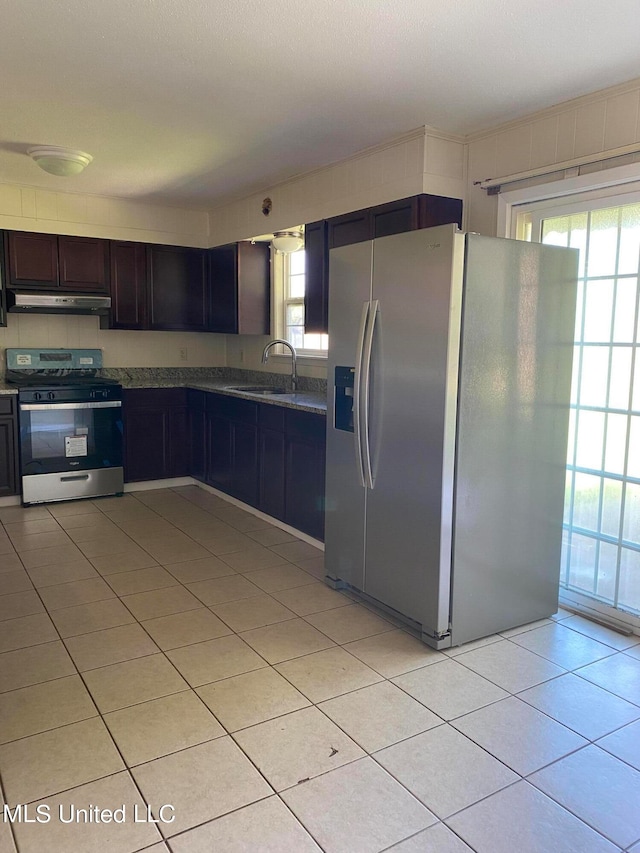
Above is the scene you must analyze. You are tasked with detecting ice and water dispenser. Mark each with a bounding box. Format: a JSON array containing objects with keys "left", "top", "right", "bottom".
[{"left": 334, "top": 366, "right": 355, "bottom": 432}]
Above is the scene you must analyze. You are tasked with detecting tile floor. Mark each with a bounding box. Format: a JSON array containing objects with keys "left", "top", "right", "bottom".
[{"left": 0, "top": 485, "right": 639, "bottom": 852}]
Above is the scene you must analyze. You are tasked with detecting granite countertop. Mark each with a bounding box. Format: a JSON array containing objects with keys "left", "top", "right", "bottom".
[
  {"left": 185, "top": 382, "right": 326, "bottom": 413},
  {"left": 103, "top": 368, "right": 328, "bottom": 414},
  {"left": 0, "top": 368, "right": 328, "bottom": 413}
]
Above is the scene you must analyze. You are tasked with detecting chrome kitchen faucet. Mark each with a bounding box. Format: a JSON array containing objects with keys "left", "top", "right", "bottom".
[{"left": 262, "top": 339, "right": 298, "bottom": 393}]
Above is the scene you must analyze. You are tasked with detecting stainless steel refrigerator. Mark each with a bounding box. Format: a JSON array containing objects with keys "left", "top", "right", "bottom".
[{"left": 324, "top": 224, "right": 578, "bottom": 649}]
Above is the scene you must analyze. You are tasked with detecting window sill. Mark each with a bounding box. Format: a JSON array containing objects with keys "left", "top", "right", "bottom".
[{"left": 267, "top": 352, "right": 327, "bottom": 365}]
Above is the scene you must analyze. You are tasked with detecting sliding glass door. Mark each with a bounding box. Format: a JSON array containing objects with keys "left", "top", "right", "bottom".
[{"left": 523, "top": 196, "right": 640, "bottom": 621}]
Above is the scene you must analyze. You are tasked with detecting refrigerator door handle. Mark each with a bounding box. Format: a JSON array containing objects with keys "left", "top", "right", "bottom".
[
  {"left": 361, "top": 299, "right": 379, "bottom": 489},
  {"left": 353, "top": 301, "right": 370, "bottom": 488}
]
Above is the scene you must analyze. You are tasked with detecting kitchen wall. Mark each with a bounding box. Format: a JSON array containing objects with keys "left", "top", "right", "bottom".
[
  {"left": 0, "top": 183, "right": 209, "bottom": 247},
  {"left": 466, "top": 76, "right": 640, "bottom": 235}
]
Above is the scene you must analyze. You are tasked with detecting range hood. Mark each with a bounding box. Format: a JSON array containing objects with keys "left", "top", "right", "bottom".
[{"left": 7, "top": 292, "right": 111, "bottom": 316}]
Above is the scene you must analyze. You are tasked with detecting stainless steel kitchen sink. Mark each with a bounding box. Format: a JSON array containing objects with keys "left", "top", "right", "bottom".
[{"left": 226, "top": 385, "right": 289, "bottom": 395}]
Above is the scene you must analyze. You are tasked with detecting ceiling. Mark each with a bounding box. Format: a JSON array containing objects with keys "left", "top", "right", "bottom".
[{"left": 2, "top": 0, "right": 639, "bottom": 209}]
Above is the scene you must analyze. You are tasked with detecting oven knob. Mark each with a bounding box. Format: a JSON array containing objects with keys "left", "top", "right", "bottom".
[
  {"left": 33, "top": 392, "right": 42, "bottom": 401},
  {"left": 47, "top": 392, "right": 55, "bottom": 401}
]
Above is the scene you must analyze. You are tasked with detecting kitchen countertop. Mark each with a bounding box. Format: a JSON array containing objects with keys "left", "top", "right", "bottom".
[
  {"left": 124, "top": 380, "right": 327, "bottom": 414},
  {"left": 188, "top": 383, "right": 326, "bottom": 413},
  {"left": 0, "top": 370, "right": 327, "bottom": 413}
]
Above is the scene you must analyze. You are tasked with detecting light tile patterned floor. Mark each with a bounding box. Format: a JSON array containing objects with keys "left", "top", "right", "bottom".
[{"left": 0, "top": 485, "right": 639, "bottom": 852}]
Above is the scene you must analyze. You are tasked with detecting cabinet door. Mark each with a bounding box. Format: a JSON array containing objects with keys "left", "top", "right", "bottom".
[
  {"left": 0, "top": 235, "right": 6, "bottom": 327},
  {"left": 231, "top": 421, "right": 259, "bottom": 507},
  {"left": 124, "top": 408, "right": 170, "bottom": 482},
  {"left": 209, "top": 242, "right": 270, "bottom": 335},
  {"left": 304, "top": 220, "right": 329, "bottom": 334},
  {"left": 419, "top": 194, "right": 463, "bottom": 230},
  {"left": 6, "top": 232, "right": 58, "bottom": 288},
  {"left": 236, "top": 241, "right": 270, "bottom": 335},
  {"left": 206, "top": 413, "right": 232, "bottom": 492},
  {"left": 169, "top": 407, "right": 189, "bottom": 478},
  {"left": 371, "top": 196, "right": 420, "bottom": 238},
  {"left": 148, "top": 245, "right": 208, "bottom": 332},
  {"left": 327, "top": 209, "right": 371, "bottom": 249},
  {"left": 123, "top": 388, "right": 186, "bottom": 482},
  {"left": 285, "top": 411, "right": 326, "bottom": 540},
  {"left": 259, "top": 428, "right": 286, "bottom": 521},
  {"left": 188, "top": 391, "right": 206, "bottom": 481},
  {"left": 208, "top": 244, "right": 238, "bottom": 334},
  {"left": 110, "top": 242, "right": 147, "bottom": 329},
  {"left": 58, "top": 236, "right": 109, "bottom": 292},
  {"left": 0, "top": 401, "right": 18, "bottom": 497}
]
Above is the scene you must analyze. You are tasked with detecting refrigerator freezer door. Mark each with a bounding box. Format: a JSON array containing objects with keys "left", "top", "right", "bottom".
[
  {"left": 449, "top": 235, "right": 578, "bottom": 646},
  {"left": 364, "top": 225, "right": 464, "bottom": 638},
  {"left": 324, "top": 241, "right": 373, "bottom": 590}
]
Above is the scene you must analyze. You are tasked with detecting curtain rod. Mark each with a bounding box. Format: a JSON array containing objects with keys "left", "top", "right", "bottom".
[{"left": 475, "top": 141, "right": 640, "bottom": 194}]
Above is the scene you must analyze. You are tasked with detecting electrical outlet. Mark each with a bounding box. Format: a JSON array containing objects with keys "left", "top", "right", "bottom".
[{"left": 179, "top": 347, "right": 188, "bottom": 362}]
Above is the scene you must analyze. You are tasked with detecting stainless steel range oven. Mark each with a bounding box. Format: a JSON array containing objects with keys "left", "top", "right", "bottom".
[{"left": 6, "top": 348, "right": 124, "bottom": 505}]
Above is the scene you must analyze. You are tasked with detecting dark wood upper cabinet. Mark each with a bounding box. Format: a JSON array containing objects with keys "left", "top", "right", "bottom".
[
  {"left": 305, "top": 193, "right": 463, "bottom": 334},
  {"left": 371, "top": 196, "right": 420, "bottom": 238},
  {"left": 6, "top": 232, "right": 58, "bottom": 288},
  {"left": 327, "top": 209, "right": 371, "bottom": 249},
  {"left": 303, "top": 220, "right": 329, "bottom": 334},
  {"left": 208, "top": 241, "right": 270, "bottom": 335},
  {"left": 58, "top": 236, "right": 109, "bottom": 291},
  {"left": 0, "top": 235, "right": 6, "bottom": 327},
  {"left": 5, "top": 231, "right": 110, "bottom": 293},
  {"left": 147, "top": 245, "right": 208, "bottom": 332},
  {"left": 418, "top": 194, "right": 463, "bottom": 230},
  {"left": 109, "top": 241, "right": 147, "bottom": 329}
]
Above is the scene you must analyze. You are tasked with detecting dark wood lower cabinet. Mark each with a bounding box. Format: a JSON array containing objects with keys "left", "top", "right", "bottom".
[
  {"left": 0, "top": 397, "right": 19, "bottom": 497},
  {"left": 284, "top": 410, "right": 326, "bottom": 540},
  {"left": 124, "top": 388, "right": 326, "bottom": 540},
  {"left": 188, "top": 390, "right": 206, "bottom": 481},
  {"left": 205, "top": 394, "right": 258, "bottom": 507},
  {"left": 201, "top": 393, "right": 325, "bottom": 539},
  {"left": 258, "top": 406, "right": 286, "bottom": 522},
  {"left": 123, "top": 389, "right": 188, "bottom": 482}
]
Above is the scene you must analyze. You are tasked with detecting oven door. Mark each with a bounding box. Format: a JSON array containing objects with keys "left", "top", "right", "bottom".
[{"left": 19, "top": 400, "right": 123, "bottom": 475}]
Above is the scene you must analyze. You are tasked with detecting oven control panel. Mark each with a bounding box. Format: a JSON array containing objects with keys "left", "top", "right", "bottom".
[{"left": 18, "top": 385, "right": 122, "bottom": 405}]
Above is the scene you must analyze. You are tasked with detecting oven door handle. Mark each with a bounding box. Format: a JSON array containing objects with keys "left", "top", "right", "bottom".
[{"left": 19, "top": 401, "right": 122, "bottom": 411}]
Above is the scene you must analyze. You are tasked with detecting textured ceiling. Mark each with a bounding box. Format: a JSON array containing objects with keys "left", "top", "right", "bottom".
[{"left": 1, "top": 0, "right": 639, "bottom": 208}]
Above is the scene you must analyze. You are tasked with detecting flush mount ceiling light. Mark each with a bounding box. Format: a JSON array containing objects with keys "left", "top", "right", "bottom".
[
  {"left": 27, "top": 146, "right": 93, "bottom": 177},
  {"left": 272, "top": 230, "right": 304, "bottom": 253}
]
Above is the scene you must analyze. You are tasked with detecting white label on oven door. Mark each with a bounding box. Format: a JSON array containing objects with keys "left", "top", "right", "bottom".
[
  {"left": 16, "top": 354, "right": 32, "bottom": 366},
  {"left": 65, "top": 435, "right": 88, "bottom": 457},
  {"left": 79, "top": 357, "right": 94, "bottom": 365}
]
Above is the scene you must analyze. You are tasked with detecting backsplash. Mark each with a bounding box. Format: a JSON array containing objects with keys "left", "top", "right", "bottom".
[{"left": 0, "top": 314, "right": 227, "bottom": 369}]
